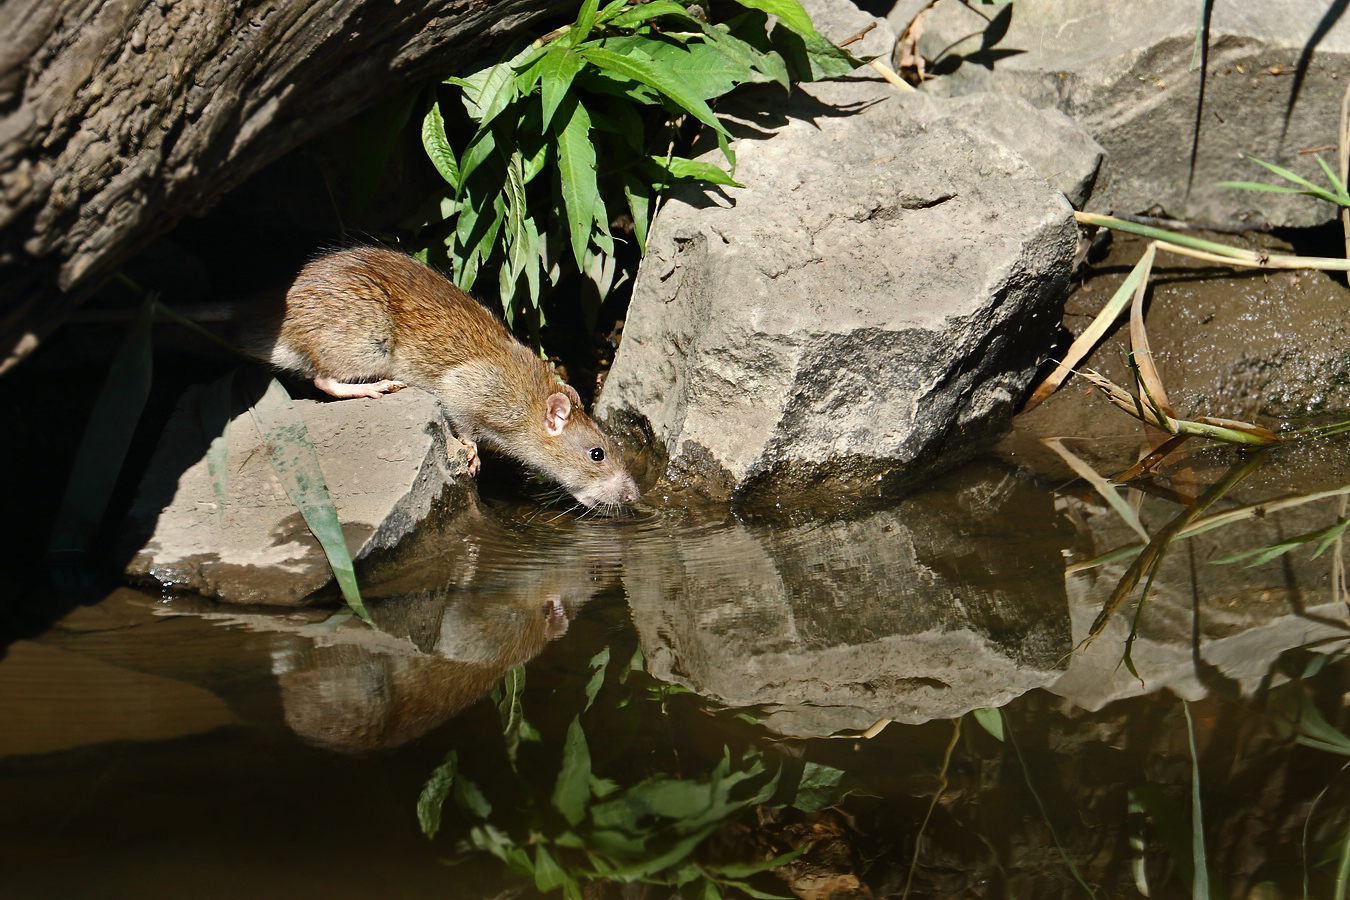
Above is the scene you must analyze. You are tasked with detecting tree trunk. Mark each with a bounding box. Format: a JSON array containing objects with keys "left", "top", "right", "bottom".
[{"left": 0, "top": 0, "right": 573, "bottom": 373}]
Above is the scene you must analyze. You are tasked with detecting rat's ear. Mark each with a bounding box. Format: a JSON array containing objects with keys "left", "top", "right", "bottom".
[
  {"left": 545, "top": 391, "right": 572, "bottom": 436},
  {"left": 560, "top": 382, "right": 581, "bottom": 406}
]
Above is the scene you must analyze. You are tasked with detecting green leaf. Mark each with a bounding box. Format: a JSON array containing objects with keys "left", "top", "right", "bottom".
[
  {"left": 790, "top": 760, "right": 846, "bottom": 812},
  {"left": 593, "top": 0, "right": 633, "bottom": 26},
  {"left": 421, "top": 100, "right": 461, "bottom": 188},
  {"left": 350, "top": 90, "right": 417, "bottom": 210},
  {"left": 584, "top": 646, "right": 610, "bottom": 711},
  {"left": 585, "top": 34, "right": 763, "bottom": 102},
  {"left": 566, "top": 0, "right": 602, "bottom": 46},
  {"left": 553, "top": 716, "right": 593, "bottom": 826},
  {"left": 538, "top": 45, "right": 586, "bottom": 130},
  {"left": 417, "top": 751, "right": 458, "bottom": 839},
  {"left": 1182, "top": 702, "right": 1211, "bottom": 900},
  {"left": 971, "top": 706, "right": 1005, "bottom": 741},
  {"left": 534, "top": 844, "right": 572, "bottom": 893},
  {"left": 605, "top": 0, "right": 698, "bottom": 29},
  {"left": 497, "top": 664, "right": 527, "bottom": 760},
  {"left": 201, "top": 373, "right": 232, "bottom": 516},
  {"left": 248, "top": 379, "right": 370, "bottom": 622},
  {"left": 780, "top": 26, "right": 859, "bottom": 80},
  {"left": 621, "top": 171, "right": 651, "bottom": 254},
  {"left": 699, "top": 21, "right": 791, "bottom": 91},
  {"left": 729, "top": 0, "right": 819, "bottom": 38},
  {"left": 554, "top": 94, "right": 600, "bottom": 271},
  {"left": 578, "top": 44, "right": 729, "bottom": 136},
  {"left": 503, "top": 149, "right": 531, "bottom": 302},
  {"left": 648, "top": 155, "right": 742, "bottom": 187},
  {"left": 49, "top": 291, "right": 155, "bottom": 568},
  {"left": 455, "top": 772, "right": 494, "bottom": 819}
]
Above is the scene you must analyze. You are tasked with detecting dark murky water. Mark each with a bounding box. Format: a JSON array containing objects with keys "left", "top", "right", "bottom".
[{"left": 5, "top": 243, "right": 1350, "bottom": 898}]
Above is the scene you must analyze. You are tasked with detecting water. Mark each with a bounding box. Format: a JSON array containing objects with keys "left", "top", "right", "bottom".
[
  {"left": 5, "top": 423, "right": 1350, "bottom": 898},
  {"left": 5, "top": 235, "right": 1350, "bottom": 898}
]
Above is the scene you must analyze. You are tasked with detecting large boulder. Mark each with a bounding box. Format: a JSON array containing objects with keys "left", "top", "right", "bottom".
[
  {"left": 596, "top": 77, "right": 1079, "bottom": 514},
  {"left": 907, "top": 0, "right": 1350, "bottom": 226}
]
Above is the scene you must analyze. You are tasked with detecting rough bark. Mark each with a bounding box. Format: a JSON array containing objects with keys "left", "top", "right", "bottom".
[{"left": 0, "top": 0, "right": 573, "bottom": 373}]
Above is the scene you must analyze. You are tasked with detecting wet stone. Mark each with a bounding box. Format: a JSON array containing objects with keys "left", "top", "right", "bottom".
[{"left": 123, "top": 379, "right": 475, "bottom": 605}]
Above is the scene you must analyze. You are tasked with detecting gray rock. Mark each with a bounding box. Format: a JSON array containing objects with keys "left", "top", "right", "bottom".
[
  {"left": 124, "top": 381, "right": 475, "bottom": 606},
  {"left": 596, "top": 79, "right": 1077, "bottom": 513},
  {"left": 943, "top": 92, "right": 1106, "bottom": 208},
  {"left": 908, "top": 0, "right": 1350, "bottom": 226}
]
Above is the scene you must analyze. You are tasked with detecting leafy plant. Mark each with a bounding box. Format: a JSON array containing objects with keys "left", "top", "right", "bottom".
[
  {"left": 417, "top": 0, "right": 861, "bottom": 333},
  {"left": 417, "top": 647, "right": 845, "bottom": 898}
]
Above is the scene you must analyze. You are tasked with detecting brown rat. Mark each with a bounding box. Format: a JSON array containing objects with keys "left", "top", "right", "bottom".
[{"left": 245, "top": 246, "right": 639, "bottom": 510}]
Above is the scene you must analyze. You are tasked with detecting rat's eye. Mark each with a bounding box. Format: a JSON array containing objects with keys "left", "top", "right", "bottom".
[{"left": 589, "top": 447, "right": 606, "bottom": 463}]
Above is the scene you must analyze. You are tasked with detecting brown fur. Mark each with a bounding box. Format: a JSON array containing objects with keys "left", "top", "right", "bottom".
[{"left": 251, "top": 246, "right": 638, "bottom": 508}]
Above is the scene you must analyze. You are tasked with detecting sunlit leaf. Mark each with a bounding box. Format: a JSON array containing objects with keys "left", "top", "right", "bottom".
[
  {"left": 537, "top": 45, "right": 585, "bottom": 131},
  {"left": 554, "top": 94, "right": 600, "bottom": 271},
  {"left": 248, "top": 379, "right": 370, "bottom": 622},
  {"left": 578, "top": 45, "right": 729, "bottom": 136},
  {"left": 422, "top": 100, "right": 461, "bottom": 188}
]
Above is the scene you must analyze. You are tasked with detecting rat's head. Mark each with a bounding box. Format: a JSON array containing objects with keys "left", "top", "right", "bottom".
[{"left": 541, "top": 385, "right": 640, "bottom": 510}]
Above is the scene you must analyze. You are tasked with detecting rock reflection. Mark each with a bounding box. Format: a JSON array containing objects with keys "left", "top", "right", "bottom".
[
  {"left": 625, "top": 462, "right": 1076, "bottom": 736},
  {"left": 149, "top": 513, "right": 630, "bottom": 753}
]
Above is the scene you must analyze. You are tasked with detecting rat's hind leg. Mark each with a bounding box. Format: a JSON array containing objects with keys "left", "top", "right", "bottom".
[{"left": 314, "top": 376, "right": 407, "bottom": 399}]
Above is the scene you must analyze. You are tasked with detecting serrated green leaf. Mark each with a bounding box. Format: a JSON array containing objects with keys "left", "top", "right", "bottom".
[
  {"left": 649, "top": 155, "right": 742, "bottom": 187},
  {"left": 497, "top": 663, "right": 527, "bottom": 759},
  {"left": 605, "top": 0, "right": 697, "bottom": 28},
  {"left": 553, "top": 716, "right": 592, "bottom": 826},
  {"left": 417, "top": 751, "right": 458, "bottom": 839},
  {"left": 790, "top": 760, "right": 846, "bottom": 812},
  {"left": 584, "top": 646, "right": 611, "bottom": 710},
  {"left": 554, "top": 94, "right": 600, "bottom": 271},
  {"left": 504, "top": 150, "right": 530, "bottom": 291},
  {"left": 248, "top": 379, "right": 369, "bottom": 622},
  {"left": 421, "top": 100, "right": 461, "bottom": 188},
  {"left": 621, "top": 171, "right": 651, "bottom": 254},
  {"left": 593, "top": 0, "right": 633, "bottom": 25},
  {"left": 566, "top": 0, "right": 602, "bottom": 46},
  {"left": 578, "top": 44, "right": 728, "bottom": 136},
  {"left": 731, "top": 0, "right": 819, "bottom": 37},
  {"left": 770, "top": 20, "right": 860, "bottom": 81},
  {"left": 538, "top": 45, "right": 586, "bottom": 130},
  {"left": 534, "top": 844, "right": 572, "bottom": 893}
]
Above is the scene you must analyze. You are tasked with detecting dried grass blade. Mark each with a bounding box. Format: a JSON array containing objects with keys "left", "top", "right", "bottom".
[
  {"left": 1079, "top": 368, "right": 1172, "bottom": 429},
  {"left": 1082, "top": 454, "right": 1261, "bottom": 646},
  {"left": 1024, "top": 252, "right": 1151, "bottom": 410},
  {"left": 1115, "top": 433, "right": 1193, "bottom": 483},
  {"left": 1044, "top": 438, "right": 1150, "bottom": 541},
  {"left": 1126, "top": 242, "right": 1173, "bottom": 421}
]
